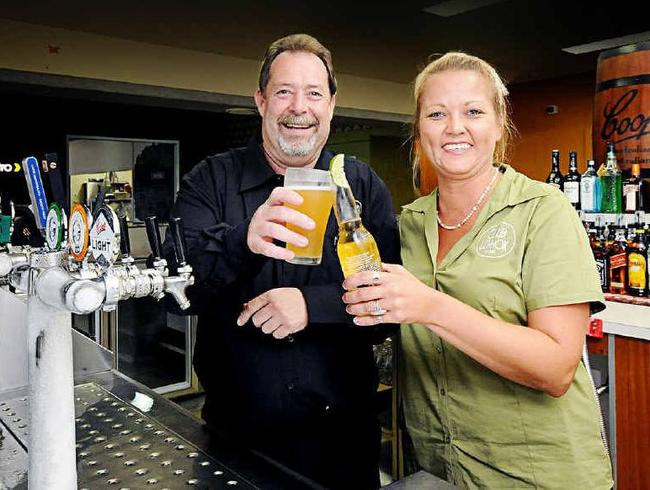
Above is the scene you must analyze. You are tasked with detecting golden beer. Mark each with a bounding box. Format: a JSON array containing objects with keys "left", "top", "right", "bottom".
[
  {"left": 285, "top": 187, "right": 335, "bottom": 265},
  {"left": 337, "top": 219, "right": 381, "bottom": 278}
]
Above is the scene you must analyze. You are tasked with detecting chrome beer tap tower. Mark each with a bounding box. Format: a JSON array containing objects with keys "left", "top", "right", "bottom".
[{"left": 0, "top": 157, "right": 194, "bottom": 489}]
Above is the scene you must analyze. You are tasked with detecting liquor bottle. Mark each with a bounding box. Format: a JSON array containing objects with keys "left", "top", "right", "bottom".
[
  {"left": 626, "top": 227, "right": 648, "bottom": 297},
  {"left": 580, "top": 159, "right": 600, "bottom": 212},
  {"left": 563, "top": 151, "right": 581, "bottom": 209},
  {"left": 600, "top": 142, "right": 623, "bottom": 213},
  {"left": 545, "top": 149, "right": 563, "bottom": 190},
  {"left": 329, "top": 155, "right": 381, "bottom": 278},
  {"left": 593, "top": 226, "right": 610, "bottom": 293},
  {"left": 623, "top": 163, "right": 644, "bottom": 213},
  {"left": 608, "top": 226, "right": 627, "bottom": 294}
]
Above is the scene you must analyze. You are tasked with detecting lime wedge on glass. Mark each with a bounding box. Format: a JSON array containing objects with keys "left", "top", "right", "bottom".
[{"left": 329, "top": 154, "right": 349, "bottom": 188}]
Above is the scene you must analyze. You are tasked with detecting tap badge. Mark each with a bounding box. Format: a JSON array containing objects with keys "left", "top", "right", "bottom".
[
  {"left": 45, "top": 203, "right": 63, "bottom": 250},
  {"left": 89, "top": 204, "right": 120, "bottom": 270},
  {"left": 69, "top": 203, "right": 90, "bottom": 262}
]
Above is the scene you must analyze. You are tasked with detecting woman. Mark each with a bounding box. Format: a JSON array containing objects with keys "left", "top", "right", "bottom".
[{"left": 342, "top": 52, "right": 613, "bottom": 488}]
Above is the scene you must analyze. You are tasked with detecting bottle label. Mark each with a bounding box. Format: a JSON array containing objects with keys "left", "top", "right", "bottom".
[
  {"left": 580, "top": 178, "right": 595, "bottom": 210},
  {"left": 548, "top": 183, "right": 561, "bottom": 189},
  {"left": 628, "top": 253, "right": 647, "bottom": 289},
  {"left": 610, "top": 252, "right": 627, "bottom": 269},
  {"left": 595, "top": 258, "right": 608, "bottom": 287},
  {"left": 341, "top": 250, "right": 381, "bottom": 278},
  {"left": 624, "top": 184, "right": 638, "bottom": 212},
  {"left": 563, "top": 182, "right": 579, "bottom": 204}
]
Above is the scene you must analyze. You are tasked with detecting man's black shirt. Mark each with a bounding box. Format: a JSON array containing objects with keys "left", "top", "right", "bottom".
[{"left": 166, "top": 137, "right": 400, "bottom": 488}]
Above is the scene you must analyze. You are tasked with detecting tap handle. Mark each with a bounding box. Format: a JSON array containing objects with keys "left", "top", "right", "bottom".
[
  {"left": 169, "top": 217, "right": 188, "bottom": 267},
  {"left": 145, "top": 216, "right": 162, "bottom": 260},
  {"left": 119, "top": 214, "right": 131, "bottom": 257}
]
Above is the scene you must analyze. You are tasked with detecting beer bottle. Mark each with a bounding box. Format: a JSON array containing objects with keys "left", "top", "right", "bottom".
[
  {"left": 623, "top": 163, "right": 644, "bottom": 213},
  {"left": 329, "top": 154, "right": 381, "bottom": 278},
  {"left": 626, "top": 227, "right": 648, "bottom": 297},
  {"left": 600, "top": 142, "right": 623, "bottom": 213},
  {"left": 580, "top": 159, "right": 600, "bottom": 212},
  {"left": 545, "top": 149, "right": 563, "bottom": 190},
  {"left": 563, "top": 151, "right": 581, "bottom": 209},
  {"left": 593, "top": 226, "right": 610, "bottom": 293},
  {"left": 608, "top": 225, "right": 627, "bottom": 294}
]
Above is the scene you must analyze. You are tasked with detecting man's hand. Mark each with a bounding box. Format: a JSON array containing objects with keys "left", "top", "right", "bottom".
[
  {"left": 247, "top": 187, "right": 315, "bottom": 260},
  {"left": 237, "top": 287, "right": 308, "bottom": 339}
]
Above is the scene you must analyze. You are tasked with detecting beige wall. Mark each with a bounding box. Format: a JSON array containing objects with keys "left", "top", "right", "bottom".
[{"left": 0, "top": 18, "right": 413, "bottom": 117}]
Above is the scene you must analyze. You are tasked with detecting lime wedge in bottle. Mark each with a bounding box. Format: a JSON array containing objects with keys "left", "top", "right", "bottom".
[{"left": 329, "top": 154, "right": 349, "bottom": 188}]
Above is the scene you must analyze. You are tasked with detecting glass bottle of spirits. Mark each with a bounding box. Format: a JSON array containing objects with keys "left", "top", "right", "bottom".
[
  {"left": 626, "top": 227, "right": 648, "bottom": 297},
  {"left": 545, "top": 149, "right": 563, "bottom": 190},
  {"left": 624, "top": 163, "right": 644, "bottom": 213},
  {"left": 593, "top": 226, "right": 610, "bottom": 293},
  {"left": 600, "top": 142, "right": 623, "bottom": 213},
  {"left": 580, "top": 159, "right": 600, "bottom": 212},
  {"left": 330, "top": 155, "right": 381, "bottom": 278},
  {"left": 563, "top": 151, "right": 581, "bottom": 209},
  {"left": 608, "top": 226, "right": 627, "bottom": 294}
]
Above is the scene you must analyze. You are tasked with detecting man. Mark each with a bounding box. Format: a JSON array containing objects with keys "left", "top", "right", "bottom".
[{"left": 167, "top": 34, "right": 399, "bottom": 489}]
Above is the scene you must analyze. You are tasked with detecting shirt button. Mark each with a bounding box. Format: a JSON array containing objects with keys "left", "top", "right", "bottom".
[
  {"left": 444, "top": 433, "right": 450, "bottom": 443},
  {"left": 440, "top": 388, "right": 446, "bottom": 396},
  {"left": 435, "top": 345, "right": 442, "bottom": 353},
  {"left": 287, "top": 335, "right": 295, "bottom": 343},
  {"left": 287, "top": 384, "right": 295, "bottom": 391}
]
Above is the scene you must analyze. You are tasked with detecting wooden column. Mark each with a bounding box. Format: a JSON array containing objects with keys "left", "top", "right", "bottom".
[{"left": 615, "top": 335, "right": 650, "bottom": 489}]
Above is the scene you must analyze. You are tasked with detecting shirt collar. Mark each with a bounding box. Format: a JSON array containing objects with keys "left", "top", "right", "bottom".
[{"left": 239, "top": 134, "right": 333, "bottom": 192}]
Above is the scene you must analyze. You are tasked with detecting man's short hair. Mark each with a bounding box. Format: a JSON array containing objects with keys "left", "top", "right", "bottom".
[{"left": 258, "top": 34, "right": 337, "bottom": 96}]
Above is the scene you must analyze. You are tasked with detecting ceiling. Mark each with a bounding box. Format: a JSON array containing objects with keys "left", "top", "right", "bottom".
[{"left": 1, "top": 0, "right": 648, "bottom": 86}]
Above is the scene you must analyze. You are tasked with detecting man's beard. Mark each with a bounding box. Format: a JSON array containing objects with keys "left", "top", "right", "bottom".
[
  {"left": 276, "top": 115, "right": 319, "bottom": 157},
  {"left": 278, "top": 132, "right": 318, "bottom": 157}
]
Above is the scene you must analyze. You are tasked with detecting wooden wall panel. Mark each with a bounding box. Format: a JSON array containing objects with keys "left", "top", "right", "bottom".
[
  {"left": 509, "top": 72, "right": 596, "bottom": 181},
  {"left": 614, "top": 336, "right": 650, "bottom": 489}
]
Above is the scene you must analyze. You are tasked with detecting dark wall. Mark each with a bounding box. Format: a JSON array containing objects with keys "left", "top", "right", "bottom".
[{"left": 0, "top": 88, "right": 261, "bottom": 205}]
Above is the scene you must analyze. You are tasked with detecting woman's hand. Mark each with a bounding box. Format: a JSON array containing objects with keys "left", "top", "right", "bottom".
[{"left": 342, "top": 263, "right": 436, "bottom": 326}]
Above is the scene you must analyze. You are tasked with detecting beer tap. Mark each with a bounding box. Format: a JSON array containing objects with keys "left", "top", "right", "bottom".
[
  {"left": 161, "top": 217, "right": 194, "bottom": 310},
  {"left": 145, "top": 216, "right": 167, "bottom": 274}
]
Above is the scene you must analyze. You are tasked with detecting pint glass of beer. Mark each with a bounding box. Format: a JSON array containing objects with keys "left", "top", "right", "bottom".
[{"left": 283, "top": 167, "right": 335, "bottom": 265}]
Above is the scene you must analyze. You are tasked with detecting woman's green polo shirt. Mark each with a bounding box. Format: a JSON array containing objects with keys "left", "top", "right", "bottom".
[{"left": 399, "top": 165, "right": 613, "bottom": 489}]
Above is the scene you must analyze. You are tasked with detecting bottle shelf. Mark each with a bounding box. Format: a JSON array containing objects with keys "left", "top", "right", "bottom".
[
  {"left": 603, "top": 292, "right": 650, "bottom": 307},
  {"left": 580, "top": 212, "right": 648, "bottom": 225}
]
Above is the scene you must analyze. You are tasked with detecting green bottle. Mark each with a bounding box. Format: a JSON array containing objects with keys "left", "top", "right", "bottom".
[{"left": 600, "top": 142, "right": 622, "bottom": 213}]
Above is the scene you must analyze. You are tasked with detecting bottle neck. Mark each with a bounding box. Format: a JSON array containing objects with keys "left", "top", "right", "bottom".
[
  {"left": 334, "top": 186, "right": 361, "bottom": 224},
  {"left": 551, "top": 152, "right": 560, "bottom": 171},
  {"left": 339, "top": 218, "right": 362, "bottom": 233}
]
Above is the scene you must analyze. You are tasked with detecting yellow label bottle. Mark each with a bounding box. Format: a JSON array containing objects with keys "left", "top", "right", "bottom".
[
  {"left": 330, "top": 155, "right": 381, "bottom": 278},
  {"left": 626, "top": 228, "right": 648, "bottom": 297}
]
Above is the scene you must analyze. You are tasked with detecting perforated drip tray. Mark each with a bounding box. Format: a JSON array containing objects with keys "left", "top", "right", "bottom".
[
  {"left": 0, "top": 396, "right": 29, "bottom": 441},
  {"left": 1, "top": 383, "right": 256, "bottom": 489},
  {"left": 74, "top": 382, "right": 254, "bottom": 489}
]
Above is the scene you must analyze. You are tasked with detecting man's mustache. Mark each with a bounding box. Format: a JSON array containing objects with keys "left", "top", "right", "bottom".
[{"left": 279, "top": 115, "right": 318, "bottom": 127}]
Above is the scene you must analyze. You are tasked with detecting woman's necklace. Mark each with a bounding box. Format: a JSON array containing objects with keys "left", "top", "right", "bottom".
[{"left": 437, "top": 166, "right": 500, "bottom": 231}]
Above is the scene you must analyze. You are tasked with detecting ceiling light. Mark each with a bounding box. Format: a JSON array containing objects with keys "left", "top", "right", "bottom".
[
  {"left": 562, "top": 31, "right": 650, "bottom": 55},
  {"left": 423, "top": 0, "right": 508, "bottom": 17},
  {"left": 225, "top": 107, "right": 258, "bottom": 115}
]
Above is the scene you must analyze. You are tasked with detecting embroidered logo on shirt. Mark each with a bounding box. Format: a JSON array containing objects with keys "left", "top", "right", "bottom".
[{"left": 476, "top": 222, "right": 516, "bottom": 258}]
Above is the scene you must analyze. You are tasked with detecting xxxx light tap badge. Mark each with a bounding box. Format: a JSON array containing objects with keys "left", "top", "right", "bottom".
[
  {"left": 69, "top": 203, "right": 90, "bottom": 262},
  {"left": 89, "top": 204, "right": 120, "bottom": 270},
  {"left": 45, "top": 203, "right": 63, "bottom": 250}
]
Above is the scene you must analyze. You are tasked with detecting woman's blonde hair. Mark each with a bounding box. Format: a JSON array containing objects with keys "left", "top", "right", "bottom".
[{"left": 410, "top": 52, "right": 517, "bottom": 190}]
